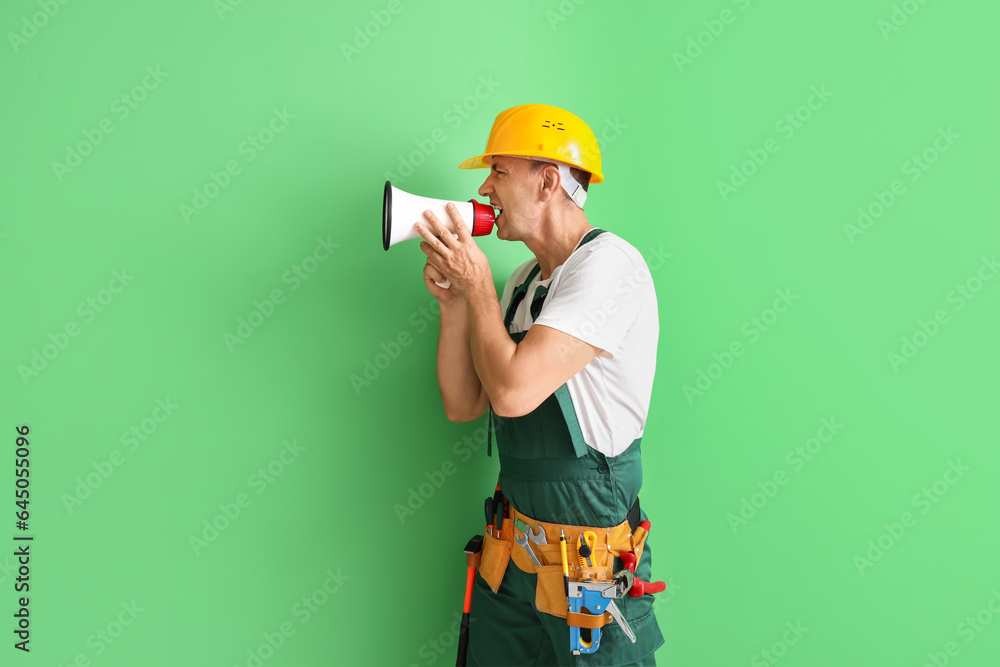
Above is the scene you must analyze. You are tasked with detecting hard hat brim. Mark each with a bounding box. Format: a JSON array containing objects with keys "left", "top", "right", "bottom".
[{"left": 458, "top": 151, "right": 604, "bottom": 184}]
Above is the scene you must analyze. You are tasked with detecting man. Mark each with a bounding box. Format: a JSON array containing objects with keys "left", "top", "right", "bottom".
[{"left": 414, "top": 104, "right": 663, "bottom": 666}]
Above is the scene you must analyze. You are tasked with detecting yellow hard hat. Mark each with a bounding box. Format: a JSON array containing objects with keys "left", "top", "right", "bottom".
[{"left": 459, "top": 104, "right": 604, "bottom": 184}]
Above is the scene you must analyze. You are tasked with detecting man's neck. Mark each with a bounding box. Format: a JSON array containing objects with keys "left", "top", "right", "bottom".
[{"left": 523, "top": 209, "right": 593, "bottom": 280}]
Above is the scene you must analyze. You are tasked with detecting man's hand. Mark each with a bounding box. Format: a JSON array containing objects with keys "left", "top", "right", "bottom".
[
  {"left": 414, "top": 204, "right": 493, "bottom": 298},
  {"left": 415, "top": 204, "right": 603, "bottom": 418},
  {"left": 422, "top": 259, "right": 459, "bottom": 304}
]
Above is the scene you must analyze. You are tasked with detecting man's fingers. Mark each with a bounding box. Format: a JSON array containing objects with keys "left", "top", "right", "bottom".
[
  {"left": 422, "top": 247, "right": 451, "bottom": 280},
  {"left": 446, "top": 202, "right": 472, "bottom": 240},
  {"left": 423, "top": 258, "right": 453, "bottom": 291},
  {"left": 414, "top": 223, "right": 448, "bottom": 256},
  {"left": 421, "top": 209, "right": 455, "bottom": 246},
  {"left": 424, "top": 260, "right": 446, "bottom": 283}
]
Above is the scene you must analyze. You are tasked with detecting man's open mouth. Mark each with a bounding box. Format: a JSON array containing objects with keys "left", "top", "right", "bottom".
[{"left": 492, "top": 204, "right": 503, "bottom": 220}]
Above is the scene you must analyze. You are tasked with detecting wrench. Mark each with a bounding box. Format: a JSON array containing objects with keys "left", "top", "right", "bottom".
[
  {"left": 527, "top": 522, "right": 548, "bottom": 546},
  {"left": 514, "top": 517, "right": 548, "bottom": 545},
  {"left": 515, "top": 530, "right": 542, "bottom": 567}
]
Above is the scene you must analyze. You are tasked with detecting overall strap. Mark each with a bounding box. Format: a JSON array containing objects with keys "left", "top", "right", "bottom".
[
  {"left": 578, "top": 227, "right": 606, "bottom": 247},
  {"left": 502, "top": 263, "right": 542, "bottom": 331},
  {"left": 526, "top": 228, "right": 605, "bottom": 321},
  {"left": 489, "top": 229, "right": 606, "bottom": 456},
  {"left": 502, "top": 228, "right": 606, "bottom": 330}
]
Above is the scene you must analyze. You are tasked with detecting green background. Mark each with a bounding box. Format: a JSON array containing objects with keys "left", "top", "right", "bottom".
[{"left": 2, "top": 0, "right": 998, "bottom": 665}]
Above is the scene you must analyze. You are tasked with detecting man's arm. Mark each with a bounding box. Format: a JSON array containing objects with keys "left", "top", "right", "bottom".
[
  {"left": 415, "top": 207, "right": 602, "bottom": 418},
  {"left": 464, "top": 288, "right": 601, "bottom": 417},
  {"left": 421, "top": 254, "right": 489, "bottom": 422},
  {"left": 436, "top": 298, "right": 490, "bottom": 422},
  {"left": 434, "top": 269, "right": 592, "bottom": 420}
]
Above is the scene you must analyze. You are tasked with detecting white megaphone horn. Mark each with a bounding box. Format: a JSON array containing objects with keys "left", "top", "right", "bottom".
[{"left": 382, "top": 181, "right": 495, "bottom": 251}]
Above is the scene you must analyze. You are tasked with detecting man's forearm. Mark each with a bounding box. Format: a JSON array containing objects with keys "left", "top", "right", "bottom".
[
  {"left": 436, "top": 300, "right": 488, "bottom": 421},
  {"left": 465, "top": 288, "right": 519, "bottom": 413}
]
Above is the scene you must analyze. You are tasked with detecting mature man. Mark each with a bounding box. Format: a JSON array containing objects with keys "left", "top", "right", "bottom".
[{"left": 414, "top": 104, "right": 663, "bottom": 666}]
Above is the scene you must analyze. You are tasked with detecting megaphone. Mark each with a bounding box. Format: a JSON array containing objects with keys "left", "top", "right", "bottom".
[{"left": 382, "top": 181, "right": 495, "bottom": 251}]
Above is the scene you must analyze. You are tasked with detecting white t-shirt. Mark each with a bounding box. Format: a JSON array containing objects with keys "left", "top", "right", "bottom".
[{"left": 497, "top": 231, "right": 659, "bottom": 458}]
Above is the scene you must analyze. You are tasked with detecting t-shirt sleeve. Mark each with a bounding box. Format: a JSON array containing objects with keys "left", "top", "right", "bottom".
[{"left": 532, "top": 242, "right": 645, "bottom": 357}]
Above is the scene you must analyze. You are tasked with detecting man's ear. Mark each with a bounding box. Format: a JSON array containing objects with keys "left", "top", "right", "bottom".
[{"left": 538, "top": 163, "right": 561, "bottom": 202}]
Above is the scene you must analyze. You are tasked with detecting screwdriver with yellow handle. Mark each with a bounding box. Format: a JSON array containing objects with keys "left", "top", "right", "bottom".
[{"left": 560, "top": 530, "right": 569, "bottom": 597}]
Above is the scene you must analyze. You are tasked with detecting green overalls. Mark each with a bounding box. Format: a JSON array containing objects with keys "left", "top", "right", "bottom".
[{"left": 467, "top": 230, "right": 664, "bottom": 667}]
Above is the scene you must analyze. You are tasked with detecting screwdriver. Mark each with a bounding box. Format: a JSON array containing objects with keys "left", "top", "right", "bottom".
[{"left": 560, "top": 530, "right": 570, "bottom": 597}]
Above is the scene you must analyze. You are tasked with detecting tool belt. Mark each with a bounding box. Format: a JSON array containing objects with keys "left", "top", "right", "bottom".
[{"left": 478, "top": 500, "right": 650, "bottom": 623}]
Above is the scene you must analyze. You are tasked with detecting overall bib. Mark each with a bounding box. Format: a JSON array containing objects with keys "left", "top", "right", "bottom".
[{"left": 467, "top": 230, "right": 664, "bottom": 667}]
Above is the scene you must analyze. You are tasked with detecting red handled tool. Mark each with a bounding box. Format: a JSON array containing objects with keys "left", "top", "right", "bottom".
[
  {"left": 620, "top": 520, "right": 667, "bottom": 597},
  {"left": 457, "top": 535, "right": 483, "bottom": 666}
]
